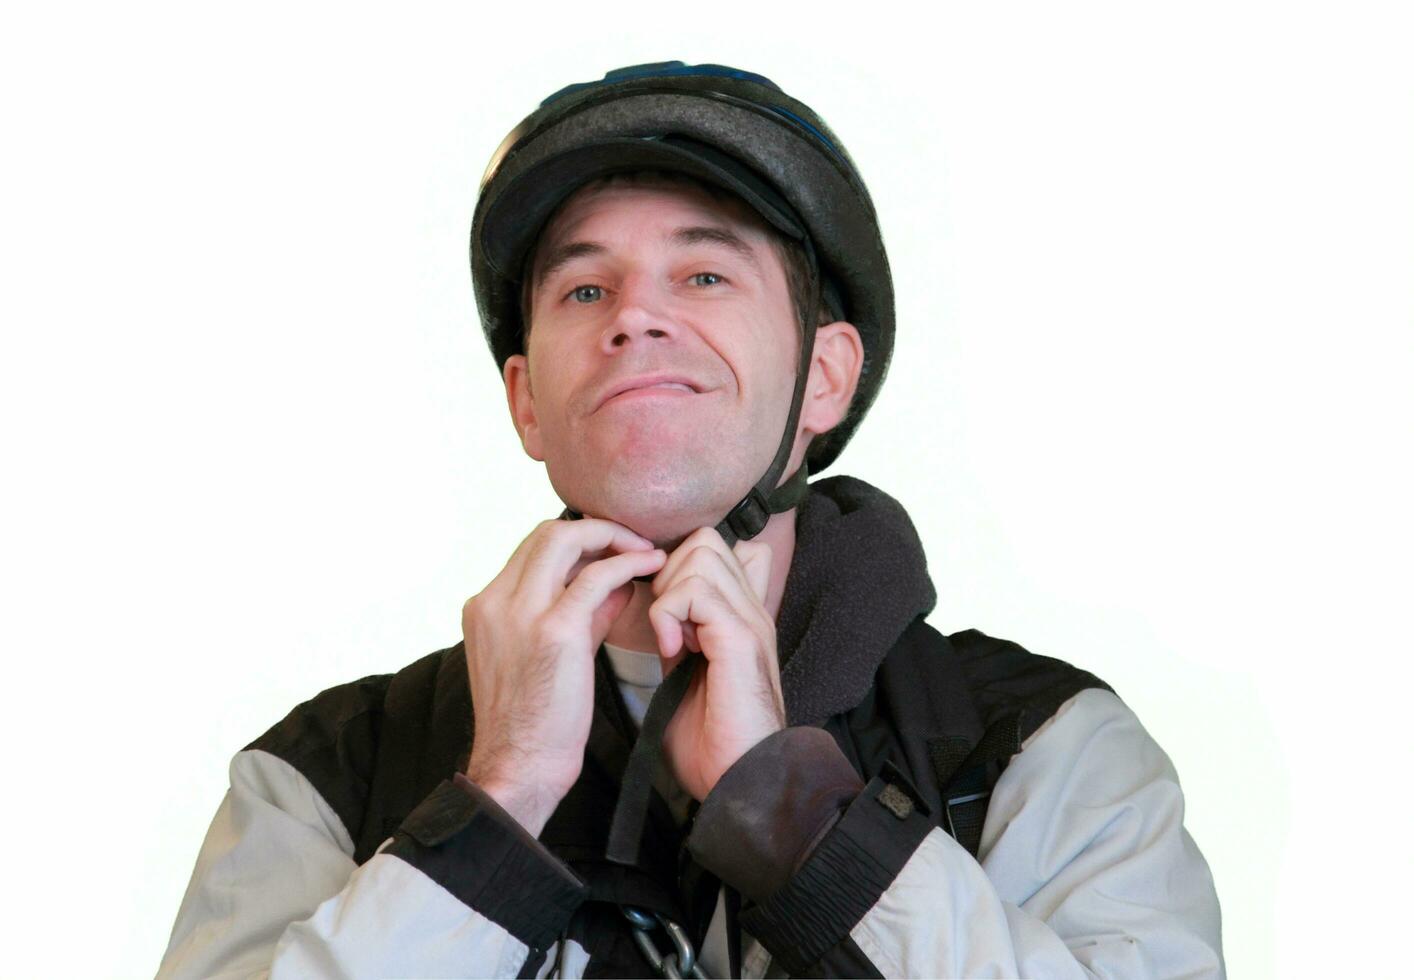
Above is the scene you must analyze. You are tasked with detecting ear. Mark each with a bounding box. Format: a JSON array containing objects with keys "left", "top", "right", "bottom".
[
  {"left": 503, "top": 354, "right": 545, "bottom": 461},
  {"left": 799, "top": 321, "right": 864, "bottom": 440}
]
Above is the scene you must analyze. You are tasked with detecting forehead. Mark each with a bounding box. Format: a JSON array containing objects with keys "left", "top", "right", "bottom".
[{"left": 533, "top": 172, "right": 773, "bottom": 258}]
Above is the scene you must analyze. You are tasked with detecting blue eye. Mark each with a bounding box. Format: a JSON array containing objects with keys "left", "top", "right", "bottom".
[
  {"left": 691, "top": 272, "right": 724, "bottom": 287},
  {"left": 570, "top": 284, "right": 603, "bottom": 303}
]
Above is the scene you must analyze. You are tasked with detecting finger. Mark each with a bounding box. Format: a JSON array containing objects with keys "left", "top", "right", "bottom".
[
  {"left": 733, "top": 540, "right": 772, "bottom": 605},
  {"left": 656, "top": 545, "right": 760, "bottom": 621},
  {"left": 517, "top": 518, "right": 655, "bottom": 605},
  {"left": 588, "top": 580, "right": 636, "bottom": 647},
  {"left": 656, "top": 531, "right": 757, "bottom": 599},
  {"left": 564, "top": 541, "right": 641, "bottom": 591},
  {"left": 550, "top": 547, "right": 666, "bottom": 639},
  {"left": 650, "top": 602, "right": 684, "bottom": 662},
  {"left": 653, "top": 527, "right": 752, "bottom": 598},
  {"left": 649, "top": 576, "right": 752, "bottom": 663}
]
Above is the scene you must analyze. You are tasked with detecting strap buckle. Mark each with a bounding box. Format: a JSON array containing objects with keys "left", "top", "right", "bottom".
[
  {"left": 725, "top": 487, "right": 771, "bottom": 540},
  {"left": 944, "top": 790, "right": 991, "bottom": 842}
]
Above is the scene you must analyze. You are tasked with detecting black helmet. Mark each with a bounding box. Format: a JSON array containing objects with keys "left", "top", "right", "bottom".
[{"left": 471, "top": 61, "right": 894, "bottom": 546}]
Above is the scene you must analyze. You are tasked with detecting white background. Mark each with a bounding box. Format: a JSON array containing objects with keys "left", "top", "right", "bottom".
[{"left": 2, "top": 2, "right": 1410, "bottom": 977}]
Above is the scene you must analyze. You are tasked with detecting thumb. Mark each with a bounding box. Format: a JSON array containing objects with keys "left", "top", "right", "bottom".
[{"left": 735, "top": 540, "right": 772, "bottom": 604}]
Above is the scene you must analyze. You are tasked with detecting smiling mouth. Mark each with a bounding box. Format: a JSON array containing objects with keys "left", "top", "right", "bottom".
[{"left": 602, "top": 382, "right": 699, "bottom": 407}]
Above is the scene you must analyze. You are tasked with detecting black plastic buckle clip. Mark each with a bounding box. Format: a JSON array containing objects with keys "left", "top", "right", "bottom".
[{"left": 726, "top": 487, "right": 771, "bottom": 540}]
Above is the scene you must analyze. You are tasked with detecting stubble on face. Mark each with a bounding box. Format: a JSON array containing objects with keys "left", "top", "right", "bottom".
[{"left": 566, "top": 396, "right": 765, "bottom": 546}]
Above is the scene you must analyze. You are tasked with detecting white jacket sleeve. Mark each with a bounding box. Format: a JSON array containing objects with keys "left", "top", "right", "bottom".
[
  {"left": 687, "top": 689, "right": 1224, "bottom": 979},
  {"left": 849, "top": 688, "right": 1224, "bottom": 978},
  {"left": 157, "top": 749, "right": 587, "bottom": 980}
]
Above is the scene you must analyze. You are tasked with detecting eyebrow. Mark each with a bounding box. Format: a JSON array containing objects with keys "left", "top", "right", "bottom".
[
  {"left": 668, "top": 225, "right": 763, "bottom": 274},
  {"left": 530, "top": 224, "right": 763, "bottom": 295}
]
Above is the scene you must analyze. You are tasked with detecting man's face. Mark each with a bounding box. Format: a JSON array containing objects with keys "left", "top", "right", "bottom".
[{"left": 502, "top": 177, "right": 804, "bottom": 547}]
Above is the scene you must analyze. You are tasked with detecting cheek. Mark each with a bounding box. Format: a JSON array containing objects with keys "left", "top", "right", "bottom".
[
  {"left": 753, "top": 320, "right": 802, "bottom": 390},
  {"left": 730, "top": 355, "right": 792, "bottom": 434},
  {"left": 733, "top": 308, "right": 795, "bottom": 372},
  {"left": 525, "top": 341, "right": 581, "bottom": 422}
]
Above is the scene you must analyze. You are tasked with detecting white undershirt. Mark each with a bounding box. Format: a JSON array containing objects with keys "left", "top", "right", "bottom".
[{"left": 601, "top": 641, "right": 664, "bottom": 729}]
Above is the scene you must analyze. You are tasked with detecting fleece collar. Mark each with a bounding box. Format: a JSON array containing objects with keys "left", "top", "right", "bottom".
[{"left": 774, "top": 475, "right": 937, "bottom": 727}]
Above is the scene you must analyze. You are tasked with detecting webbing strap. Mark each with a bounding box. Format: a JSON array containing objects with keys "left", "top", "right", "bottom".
[
  {"left": 718, "top": 460, "right": 810, "bottom": 545},
  {"left": 933, "top": 714, "right": 1024, "bottom": 858},
  {"left": 516, "top": 945, "right": 549, "bottom": 979},
  {"left": 605, "top": 649, "right": 704, "bottom": 866},
  {"left": 725, "top": 885, "right": 743, "bottom": 980}
]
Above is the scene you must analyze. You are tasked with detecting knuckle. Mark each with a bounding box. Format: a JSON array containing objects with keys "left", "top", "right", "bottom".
[
  {"left": 563, "top": 572, "right": 599, "bottom": 603},
  {"left": 706, "top": 546, "right": 733, "bottom": 569},
  {"left": 502, "top": 591, "right": 535, "bottom": 622},
  {"left": 462, "top": 592, "right": 492, "bottom": 623},
  {"left": 525, "top": 529, "right": 562, "bottom": 564},
  {"left": 677, "top": 546, "right": 715, "bottom": 574},
  {"left": 667, "top": 572, "right": 710, "bottom": 598},
  {"left": 529, "top": 616, "right": 566, "bottom": 652},
  {"left": 570, "top": 554, "right": 610, "bottom": 584},
  {"left": 689, "top": 526, "right": 724, "bottom": 547},
  {"left": 540, "top": 517, "right": 570, "bottom": 539},
  {"left": 519, "top": 520, "right": 554, "bottom": 551}
]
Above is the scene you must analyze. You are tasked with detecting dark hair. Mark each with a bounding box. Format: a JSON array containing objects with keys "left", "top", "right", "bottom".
[{"left": 516, "top": 169, "right": 834, "bottom": 355}]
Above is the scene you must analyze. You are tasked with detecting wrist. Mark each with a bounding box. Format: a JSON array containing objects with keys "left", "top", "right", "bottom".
[{"left": 465, "top": 773, "right": 561, "bottom": 837}]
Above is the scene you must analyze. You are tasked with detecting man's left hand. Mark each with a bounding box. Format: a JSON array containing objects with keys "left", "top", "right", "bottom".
[{"left": 648, "top": 528, "right": 786, "bottom": 802}]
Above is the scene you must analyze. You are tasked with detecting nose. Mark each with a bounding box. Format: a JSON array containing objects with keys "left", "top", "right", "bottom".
[{"left": 599, "top": 273, "right": 678, "bottom": 354}]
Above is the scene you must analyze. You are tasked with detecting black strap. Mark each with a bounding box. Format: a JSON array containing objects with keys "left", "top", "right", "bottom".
[
  {"left": 717, "top": 459, "right": 811, "bottom": 545},
  {"left": 516, "top": 945, "right": 549, "bottom": 979},
  {"left": 605, "top": 649, "right": 704, "bottom": 866},
  {"left": 935, "top": 713, "right": 1024, "bottom": 857},
  {"left": 551, "top": 926, "right": 569, "bottom": 979},
  {"left": 713, "top": 233, "right": 824, "bottom": 551},
  {"left": 726, "top": 884, "right": 743, "bottom": 979}
]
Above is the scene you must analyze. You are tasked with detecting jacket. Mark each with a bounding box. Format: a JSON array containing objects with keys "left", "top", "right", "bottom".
[{"left": 158, "top": 475, "right": 1225, "bottom": 978}]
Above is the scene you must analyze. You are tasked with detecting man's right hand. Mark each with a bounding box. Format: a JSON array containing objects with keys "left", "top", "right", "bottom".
[{"left": 460, "top": 517, "right": 666, "bottom": 836}]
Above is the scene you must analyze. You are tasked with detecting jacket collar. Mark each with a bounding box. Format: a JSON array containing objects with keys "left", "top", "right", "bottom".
[{"left": 775, "top": 474, "right": 938, "bottom": 727}]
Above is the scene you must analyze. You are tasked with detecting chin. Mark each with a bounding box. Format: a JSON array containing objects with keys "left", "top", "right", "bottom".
[
  {"left": 553, "top": 467, "right": 742, "bottom": 549},
  {"left": 546, "top": 431, "right": 777, "bottom": 542},
  {"left": 587, "top": 500, "right": 718, "bottom": 551}
]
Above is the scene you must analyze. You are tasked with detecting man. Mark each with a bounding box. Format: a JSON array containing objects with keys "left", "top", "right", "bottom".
[{"left": 159, "top": 62, "right": 1224, "bottom": 978}]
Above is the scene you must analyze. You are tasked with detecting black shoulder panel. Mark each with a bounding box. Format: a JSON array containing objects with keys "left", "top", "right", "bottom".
[
  {"left": 830, "top": 617, "right": 987, "bottom": 818},
  {"left": 946, "top": 628, "right": 1116, "bottom": 745},
  {"left": 244, "top": 670, "right": 392, "bottom": 845},
  {"left": 355, "top": 643, "right": 474, "bottom": 861},
  {"left": 243, "top": 645, "right": 466, "bottom": 860}
]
